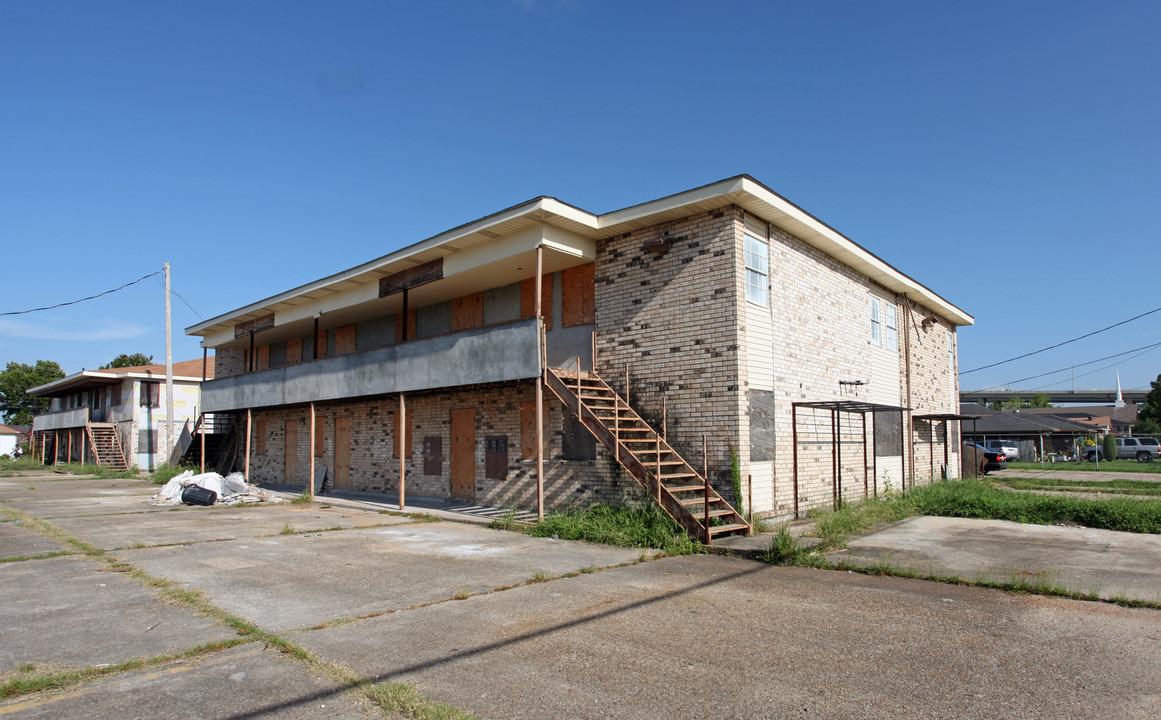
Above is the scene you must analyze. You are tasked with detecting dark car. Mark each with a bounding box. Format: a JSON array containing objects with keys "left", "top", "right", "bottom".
[{"left": 965, "top": 443, "right": 1008, "bottom": 474}]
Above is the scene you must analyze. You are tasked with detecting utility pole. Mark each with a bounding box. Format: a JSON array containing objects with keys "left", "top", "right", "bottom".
[{"left": 164, "top": 262, "right": 175, "bottom": 464}]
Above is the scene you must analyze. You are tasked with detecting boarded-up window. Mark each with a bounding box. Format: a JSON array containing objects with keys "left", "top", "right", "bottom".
[
  {"left": 138, "top": 429, "right": 157, "bottom": 455},
  {"left": 314, "top": 416, "right": 324, "bottom": 456},
  {"left": 484, "top": 436, "right": 508, "bottom": 479},
  {"left": 255, "top": 419, "right": 267, "bottom": 455},
  {"left": 110, "top": 383, "right": 122, "bottom": 407},
  {"left": 874, "top": 412, "right": 902, "bottom": 457},
  {"left": 520, "top": 275, "right": 553, "bottom": 331},
  {"left": 561, "top": 263, "right": 595, "bottom": 327},
  {"left": 335, "top": 325, "right": 357, "bottom": 355},
  {"left": 395, "top": 309, "right": 417, "bottom": 342},
  {"left": 140, "top": 381, "right": 160, "bottom": 408},
  {"left": 423, "top": 436, "right": 442, "bottom": 476},
  {"left": 520, "top": 400, "right": 551, "bottom": 460},
  {"left": 451, "top": 292, "right": 484, "bottom": 332},
  {"left": 562, "top": 414, "right": 596, "bottom": 461},
  {"left": 748, "top": 390, "right": 777, "bottom": 462},
  {"left": 393, "top": 409, "right": 415, "bottom": 459},
  {"left": 256, "top": 345, "right": 270, "bottom": 371},
  {"left": 287, "top": 337, "right": 303, "bottom": 365}
]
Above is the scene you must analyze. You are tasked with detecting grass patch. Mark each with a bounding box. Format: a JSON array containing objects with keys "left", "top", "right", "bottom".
[
  {"left": 1008, "top": 460, "right": 1161, "bottom": 474},
  {"left": 995, "top": 477, "right": 1161, "bottom": 497},
  {"left": 0, "top": 457, "right": 48, "bottom": 476},
  {"left": 488, "top": 509, "right": 521, "bottom": 531},
  {"left": 525, "top": 502, "right": 700, "bottom": 555},
  {"left": 905, "top": 479, "right": 1161, "bottom": 534},
  {"left": 289, "top": 489, "right": 313, "bottom": 504},
  {"left": 0, "top": 550, "right": 73, "bottom": 563},
  {"left": 279, "top": 523, "right": 296, "bottom": 535},
  {"left": 149, "top": 463, "right": 187, "bottom": 485},
  {"left": 453, "top": 586, "right": 470, "bottom": 600}
]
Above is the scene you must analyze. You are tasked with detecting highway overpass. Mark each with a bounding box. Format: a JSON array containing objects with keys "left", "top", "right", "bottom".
[{"left": 959, "top": 390, "right": 1148, "bottom": 406}]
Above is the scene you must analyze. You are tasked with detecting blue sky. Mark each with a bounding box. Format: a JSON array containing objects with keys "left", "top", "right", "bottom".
[{"left": 2, "top": 1, "right": 1159, "bottom": 396}]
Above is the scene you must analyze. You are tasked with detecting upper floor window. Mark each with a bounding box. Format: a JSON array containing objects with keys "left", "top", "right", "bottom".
[
  {"left": 140, "top": 381, "right": 160, "bottom": 408},
  {"left": 870, "top": 296, "right": 898, "bottom": 350},
  {"left": 744, "top": 234, "right": 768, "bottom": 306}
]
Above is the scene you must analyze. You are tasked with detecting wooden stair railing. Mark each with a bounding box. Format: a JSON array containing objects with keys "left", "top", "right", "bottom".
[
  {"left": 85, "top": 423, "right": 129, "bottom": 470},
  {"left": 545, "top": 367, "right": 751, "bottom": 544}
]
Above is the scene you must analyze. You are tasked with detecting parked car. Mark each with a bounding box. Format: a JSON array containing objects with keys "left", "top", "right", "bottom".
[
  {"left": 1081, "top": 437, "right": 1160, "bottom": 462},
  {"left": 983, "top": 440, "right": 1019, "bottom": 461},
  {"left": 964, "top": 443, "right": 1008, "bottom": 474}
]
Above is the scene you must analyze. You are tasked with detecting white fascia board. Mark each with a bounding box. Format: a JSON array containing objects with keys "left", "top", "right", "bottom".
[
  {"left": 595, "top": 177, "right": 747, "bottom": 229},
  {"left": 122, "top": 373, "right": 205, "bottom": 383},
  {"left": 28, "top": 371, "right": 120, "bottom": 396},
  {"left": 542, "top": 224, "right": 596, "bottom": 259},
  {"left": 443, "top": 224, "right": 544, "bottom": 276}
]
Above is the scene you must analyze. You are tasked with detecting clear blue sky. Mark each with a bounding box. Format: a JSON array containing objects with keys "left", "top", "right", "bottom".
[{"left": 3, "top": 1, "right": 1159, "bottom": 396}]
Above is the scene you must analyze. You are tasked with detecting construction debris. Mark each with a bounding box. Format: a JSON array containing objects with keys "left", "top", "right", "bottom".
[{"left": 151, "top": 471, "right": 281, "bottom": 506}]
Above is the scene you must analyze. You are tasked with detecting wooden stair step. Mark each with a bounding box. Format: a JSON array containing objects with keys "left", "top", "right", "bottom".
[{"left": 707, "top": 523, "right": 751, "bottom": 536}]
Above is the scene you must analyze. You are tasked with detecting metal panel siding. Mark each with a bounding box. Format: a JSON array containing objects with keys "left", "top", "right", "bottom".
[{"left": 744, "top": 303, "right": 774, "bottom": 392}]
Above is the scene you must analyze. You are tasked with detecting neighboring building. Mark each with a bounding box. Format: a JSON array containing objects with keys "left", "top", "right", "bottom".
[
  {"left": 960, "top": 402, "right": 1101, "bottom": 459},
  {"left": 0, "top": 424, "right": 18, "bottom": 456},
  {"left": 187, "top": 175, "right": 971, "bottom": 539},
  {"left": 1010, "top": 404, "right": 1138, "bottom": 434},
  {"left": 28, "top": 358, "right": 215, "bottom": 470}
]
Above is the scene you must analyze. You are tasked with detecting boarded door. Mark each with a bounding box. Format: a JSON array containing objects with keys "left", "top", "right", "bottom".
[
  {"left": 450, "top": 408, "right": 476, "bottom": 500},
  {"left": 334, "top": 417, "right": 351, "bottom": 490},
  {"left": 284, "top": 420, "right": 298, "bottom": 484}
]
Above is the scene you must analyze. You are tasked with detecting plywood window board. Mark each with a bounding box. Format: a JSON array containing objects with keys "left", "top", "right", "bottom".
[
  {"left": 520, "top": 275, "right": 553, "bottom": 331},
  {"left": 520, "top": 400, "right": 552, "bottom": 460},
  {"left": 451, "top": 292, "right": 484, "bottom": 332},
  {"left": 335, "top": 325, "right": 357, "bottom": 355},
  {"left": 256, "top": 345, "right": 270, "bottom": 371},
  {"left": 255, "top": 418, "right": 267, "bottom": 455},
  {"left": 287, "top": 337, "right": 303, "bottom": 365},
  {"left": 423, "top": 436, "right": 442, "bottom": 476},
  {"left": 314, "top": 416, "right": 325, "bottom": 456},
  {"left": 561, "top": 263, "right": 595, "bottom": 327},
  {"left": 395, "top": 310, "right": 417, "bottom": 342}
]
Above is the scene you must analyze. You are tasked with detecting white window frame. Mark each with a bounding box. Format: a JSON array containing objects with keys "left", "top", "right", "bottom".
[
  {"left": 884, "top": 303, "right": 898, "bottom": 351},
  {"left": 870, "top": 297, "right": 881, "bottom": 345},
  {"left": 744, "top": 234, "right": 768, "bottom": 306}
]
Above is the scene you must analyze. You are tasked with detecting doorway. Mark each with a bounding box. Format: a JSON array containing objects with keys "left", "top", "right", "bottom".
[
  {"left": 334, "top": 417, "right": 351, "bottom": 490},
  {"left": 450, "top": 408, "right": 476, "bottom": 500},
  {"left": 284, "top": 419, "right": 298, "bottom": 484}
]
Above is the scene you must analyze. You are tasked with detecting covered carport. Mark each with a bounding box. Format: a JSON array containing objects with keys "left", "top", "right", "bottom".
[{"left": 913, "top": 412, "right": 980, "bottom": 480}]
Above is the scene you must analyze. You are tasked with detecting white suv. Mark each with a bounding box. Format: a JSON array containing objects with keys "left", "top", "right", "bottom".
[{"left": 1082, "top": 437, "right": 1160, "bottom": 462}]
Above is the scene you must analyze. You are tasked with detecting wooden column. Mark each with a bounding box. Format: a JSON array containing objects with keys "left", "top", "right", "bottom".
[
  {"left": 53, "top": 431, "right": 58, "bottom": 465},
  {"left": 309, "top": 403, "right": 316, "bottom": 499},
  {"left": 67, "top": 430, "right": 72, "bottom": 465},
  {"left": 244, "top": 409, "right": 252, "bottom": 480},
  {"left": 199, "top": 413, "right": 206, "bottom": 474},
  {"left": 534, "top": 244, "right": 545, "bottom": 521},
  {"left": 398, "top": 393, "right": 406, "bottom": 511},
  {"left": 81, "top": 427, "right": 87, "bottom": 465}
]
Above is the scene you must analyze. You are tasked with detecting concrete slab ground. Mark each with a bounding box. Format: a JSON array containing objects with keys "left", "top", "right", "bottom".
[
  {"left": 120, "top": 522, "right": 642, "bottom": 633},
  {"left": 991, "top": 467, "right": 1161, "bottom": 484},
  {"left": 0, "top": 519, "right": 71, "bottom": 559},
  {"left": 0, "top": 643, "right": 374, "bottom": 719},
  {"left": 830, "top": 515, "right": 1161, "bottom": 602},
  {"left": 295, "top": 554, "right": 1161, "bottom": 720},
  {"left": 0, "top": 555, "right": 235, "bottom": 673},
  {"left": 51, "top": 503, "right": 414, "bottom": 550}
]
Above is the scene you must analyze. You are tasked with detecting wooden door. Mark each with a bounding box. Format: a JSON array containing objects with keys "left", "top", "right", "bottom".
[
  {"left": 450, "top": 408, "right": 476, "bottom": 500},
  {"left": 284, "top": 420, "right": 298, "bottom": 484},
  {"left": 334, "top": 417, "right": 351, "bottom": 490}
]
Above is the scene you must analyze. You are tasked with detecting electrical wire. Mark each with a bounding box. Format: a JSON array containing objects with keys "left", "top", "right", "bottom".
[
  {"left": 959, "top": 304, "right": 1161, "bottom": 375},
  {"left": 0, "top": 271, "right": 162, "bottom": 316},
  {"left": 153, "top": 275, "right": 204, "bottom": 320},
  {"left": 965, "top": 341, "right": 1161, "bottom": 392}
]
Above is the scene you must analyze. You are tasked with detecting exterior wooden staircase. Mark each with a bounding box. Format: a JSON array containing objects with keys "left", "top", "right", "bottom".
[
  {"left": 86, "top": 423, "right": 129, "bottom": 470},
  {"left": 545, "top": 368, "right": 751, "bottom": 544}
]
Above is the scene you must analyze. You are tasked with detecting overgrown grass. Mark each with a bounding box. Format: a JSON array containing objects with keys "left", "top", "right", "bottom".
[
  {"left": 289, "top": 489, "right": 313, "bottom": 504},
  {"left": 906, "top": 479, "right": 1161, "bottom": 534},
  {"left": 526, "top": 502, "right": 700, "bottom": 555},
  {"left": 1008, "top": 460, "right": 1161, "bottom": 474},
  {"left": 0, "top": 457, "right": 47, "bottom": 476},
  {"left": 995, "top": 477, "right": 1161, "bottom": 497},
  {"left": 149, "top": 463, "right": 187, "bottom": 485},
  {"left": 0, "top": 459, "right": 138, "bottom": 479}
]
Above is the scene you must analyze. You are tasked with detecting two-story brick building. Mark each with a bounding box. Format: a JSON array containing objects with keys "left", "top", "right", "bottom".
[{"left": 187, "top": 176, "right": 971, "bottom": 542}]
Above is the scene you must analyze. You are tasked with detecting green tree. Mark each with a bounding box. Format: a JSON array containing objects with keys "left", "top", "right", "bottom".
[
  {"left": 1102, "top": 434, "right": 1119, "bottom": 461},
  {"left": 998, "top": 393, "right": 1053, "bottom": 411},
  {"left": 0, "top": 360, "right": 65, "bottom": 425},
  {"left": 100, "top": 353, "right": 153, "bottom": 369},
  {"left": 1138, "top": 374, "right": 1161, "bottom": 427},
  {"left": 1134, "top": 417, "right": 1160, "bottom": 434},
  {"left": 1029, "top": 392, "right": 1052, "bottom": 408}
]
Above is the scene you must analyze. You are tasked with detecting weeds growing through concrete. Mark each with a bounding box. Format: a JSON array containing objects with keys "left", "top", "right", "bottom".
[
  {"left": 279, "top": 523, "right": 296, "bottom": 535},
  {"left": 290, "top": 489, "right": 313, "bottom": 504},
  {"left": 526, "top": 502, "right": 700, "bottom": 555},
  {"left": 149, "top": 463, "right": 186, "bottom": 485}
]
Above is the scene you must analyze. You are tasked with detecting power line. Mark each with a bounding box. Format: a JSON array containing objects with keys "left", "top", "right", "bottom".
[
  {"left": 959, "top": 304, "right": 1161, "bottom": 375},
  {"left": 153, "top": 275, "right": 203, "bottom": 320},
  {"left": 0, "top": 271, "right": 162, "bottom": 316},
  {"left": 965, "top": 341, "right": 1161, "bottom": 392}
]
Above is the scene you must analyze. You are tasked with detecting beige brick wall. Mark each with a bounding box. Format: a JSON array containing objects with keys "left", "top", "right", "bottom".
[
  {"left": 901, "top": 300, "right": 960, "bottom": 483},
  {"left": 244, "top": 382, "right": 638, "bottom": 509},
  {"left": 215, "top": 348, "right": 245, "bottom": 379},
  {"left": 594, "top": 208, "right": 747, "bottom": 498}
]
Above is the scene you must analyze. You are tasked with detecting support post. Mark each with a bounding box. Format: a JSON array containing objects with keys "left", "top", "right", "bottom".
[
  {"left": 244, "top": 409, "right": 252, "bottom": 481},
  {"left": 200, "top": 413, "right": 206, "bottom": 474},
  {"left": 576, "top": 357, "right": 581, "bottom": 416},
  {"left": 67, "top": 430, "right": 73, "bottom": 465},
  {"left": 202, "top": 347, "right": 208, "bottom": 382},
  {"left": 747, "top": 474, "right": 753, "bottom": 522},
  {"left": 309, "top": 403, "right": 316, "bottom": 500},
  {"left": 702, "top": 434, "right": 710, "bottom": 544},
  {"left": 862, "top": 413, "right": 868, "bottom": 497},
  {"left": 831, "top": 410, "right": 839, "bottom": 510},
  {"left": 164, "top": 262, "right": 174, "bottom": 464},
  {"left": 53, "top": 431, "right": 58, "bottom": 465},
  {"left": 656, "top": 433, "right": 661, "bottom": 492},
  {"left": 792, "top": 404, "right": 800, "bottom": 518},
  {"left": 81, "top": 427, "right": 87, "bottom": 465},
  {"left": 399, "top": 393, "right": 406, "bottom": 511},
  {"left": 535, "top": 245, "right": 545, "bottom": 520}
]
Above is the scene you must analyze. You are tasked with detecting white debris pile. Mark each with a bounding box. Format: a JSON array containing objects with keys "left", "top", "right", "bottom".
[{"left": 150, "top": 471, "right": 282, "bottom": 506}]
